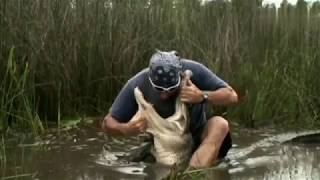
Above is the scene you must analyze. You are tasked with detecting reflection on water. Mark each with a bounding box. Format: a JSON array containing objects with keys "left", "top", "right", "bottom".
[
  {"left": 204, "top": 133, "right": 320, "bottom": 180},
  {"left": 264, "top": 145, "right": 320, "bottom": 180},
  {"left": 220, "top": 144, "right": 320, "bottom": 180},
  {"left": 2, "top": 124, "right": 320, "bottom": 180}
]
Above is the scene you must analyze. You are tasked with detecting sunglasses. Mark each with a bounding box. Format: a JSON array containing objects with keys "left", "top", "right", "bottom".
[{"left": 149, "top": 76, "right": 181, "bottom": 92}]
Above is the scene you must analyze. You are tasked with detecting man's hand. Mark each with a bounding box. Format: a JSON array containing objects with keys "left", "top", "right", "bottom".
[
  {"left": 123, "top": 111, "right": 148, "bottom": 135},
  {"left": 180, "top": 79, "right": 204, "bottom": 104},
  {"left": 102, "top": 113, "right": 148, "bottom": 136}
]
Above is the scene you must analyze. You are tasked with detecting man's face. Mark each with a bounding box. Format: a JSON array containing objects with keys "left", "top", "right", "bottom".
[
  {"left": 149, "top": 75, "right": 181, "bottom": 100},
  {"left": 158, "top": 87, "right": 180, "bottom": 100}
]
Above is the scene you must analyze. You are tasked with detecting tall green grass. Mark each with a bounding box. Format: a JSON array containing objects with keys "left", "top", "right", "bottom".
[
  {"left": 0, "top": 48, "right": 43, "bottom": 134},
  {"left": 0, "top": 0, "right": 319, "bottom": 131}
]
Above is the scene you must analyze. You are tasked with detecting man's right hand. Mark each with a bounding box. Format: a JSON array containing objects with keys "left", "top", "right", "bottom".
[
  {"left": 102, "top": 113, "right": 148, "bottom": 136},
  {"left": 124, "top": 115, "right": 148, "bottom": 135}
]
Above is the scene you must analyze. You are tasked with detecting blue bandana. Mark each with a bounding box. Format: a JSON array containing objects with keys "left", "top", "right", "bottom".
[{"left": 149, "top": 50, "right": 182, "bottom": 88}]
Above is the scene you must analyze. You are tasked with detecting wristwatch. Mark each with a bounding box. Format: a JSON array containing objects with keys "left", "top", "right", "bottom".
[{"left": 202, "top": 91, "right": 209, "bottom": 103}]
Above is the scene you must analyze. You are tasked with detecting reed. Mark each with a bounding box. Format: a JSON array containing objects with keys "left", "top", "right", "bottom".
[
  {"left": 0, "top": 135, "right": 6, "bottom": 172},
  {"left": 0, "top": 47, "right": 43, "bottom": 134},
  {"left": 0, "top": 0, "right": 319, "bottom": 131}
]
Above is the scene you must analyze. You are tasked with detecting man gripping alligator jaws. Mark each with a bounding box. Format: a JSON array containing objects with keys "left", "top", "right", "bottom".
[{"left": 101, "top": 50, "right": 238, "bottom": 168}]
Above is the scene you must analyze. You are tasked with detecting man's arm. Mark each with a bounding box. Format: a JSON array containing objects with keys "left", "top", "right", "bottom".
[
  {"left": 180, "top": 79, "right": 238, "bottom": 105},
  {"left": 101, "top": 72, "right": 146, "bottom": 136},
  {"left": 181, "top": 61, "right": 238, "bottom": 105},
  {"left": 101, "top": 114, "right": 128, "bottom": 135},
  {"left": 101, "top": 113, "right": 147, "bottom": 136},
  {"left": 203, "top": 86, "right": 238, "bottom": 105}
]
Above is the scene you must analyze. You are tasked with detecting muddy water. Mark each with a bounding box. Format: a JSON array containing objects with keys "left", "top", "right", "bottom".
[{"left": 2, "top": 124, "right": 320, "bottom": 180}]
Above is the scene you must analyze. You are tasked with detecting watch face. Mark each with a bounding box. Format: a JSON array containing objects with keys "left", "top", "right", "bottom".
[{"left": 204, "top": 93, "right": 208, "bottom": 100}]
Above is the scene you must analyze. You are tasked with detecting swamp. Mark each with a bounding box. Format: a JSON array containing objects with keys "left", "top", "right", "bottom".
[{"left": 1, "top": 0, "right": 320, "bottom": 179}]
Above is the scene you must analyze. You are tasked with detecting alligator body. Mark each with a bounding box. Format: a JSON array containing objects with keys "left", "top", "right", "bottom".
[{"left": 129, "top": 71, "right": 193, "bottom": 166}]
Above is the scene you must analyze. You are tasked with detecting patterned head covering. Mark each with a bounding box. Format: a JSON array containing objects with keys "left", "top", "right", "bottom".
[{"left": 149, "top": 50, "right": 182, "bottom": 89}]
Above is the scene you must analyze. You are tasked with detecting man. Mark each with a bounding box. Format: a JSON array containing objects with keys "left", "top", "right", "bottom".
[{"left": 101, "top": 50, "right": 238, "bottom": 168}]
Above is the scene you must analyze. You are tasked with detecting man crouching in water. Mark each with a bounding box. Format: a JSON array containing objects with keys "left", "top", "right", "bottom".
[{"left": 101, "top": 50, "right": 238, "bottom": 168}]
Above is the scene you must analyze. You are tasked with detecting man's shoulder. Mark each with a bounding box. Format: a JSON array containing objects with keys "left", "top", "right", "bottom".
[
  {"left": 181, "top": 59, "right": 203, "bottom": 67},
  {"left": 127, "top": 68, "right": 149, "bottom": 87},
  {"left": 181, "top": 59, "right": 210, "bottom": 74},
  {"left": 181, "top": 59, "right": 209, "bottom": 71}
]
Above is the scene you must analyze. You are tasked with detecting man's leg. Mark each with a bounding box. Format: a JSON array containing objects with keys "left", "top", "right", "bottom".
[{"left": 189, "top": 116, "right": 230, "bottom": 168}]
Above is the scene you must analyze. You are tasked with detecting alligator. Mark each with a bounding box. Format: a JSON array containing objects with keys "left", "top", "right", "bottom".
[{"left": 129, "top": 70, "right": 194, "bottom": 166}]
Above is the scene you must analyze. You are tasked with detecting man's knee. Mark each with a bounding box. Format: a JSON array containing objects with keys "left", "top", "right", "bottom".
[{"left": 207, "top": 116, "right": 230, "bottom": 134}]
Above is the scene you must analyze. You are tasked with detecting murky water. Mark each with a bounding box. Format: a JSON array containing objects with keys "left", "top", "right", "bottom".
[{"left": 2, "top": 123, "right": 320, "bottom": 180}]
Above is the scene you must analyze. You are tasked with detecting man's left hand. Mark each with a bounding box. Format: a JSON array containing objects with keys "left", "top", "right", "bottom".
[{"left": 180, "top": 79, "right": 204, "bottom": 103}]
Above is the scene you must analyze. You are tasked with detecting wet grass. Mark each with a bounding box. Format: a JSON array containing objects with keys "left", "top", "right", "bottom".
[{"left": 0, "top": 0, "right": 319, "bottom": 133}]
